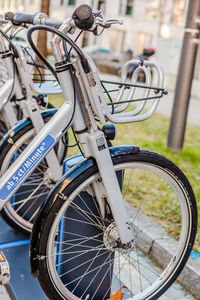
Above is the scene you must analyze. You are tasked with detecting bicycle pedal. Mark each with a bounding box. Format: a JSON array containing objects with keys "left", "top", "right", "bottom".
[{"left": 0, "top": 252, "right": 10, "bottom": 285}]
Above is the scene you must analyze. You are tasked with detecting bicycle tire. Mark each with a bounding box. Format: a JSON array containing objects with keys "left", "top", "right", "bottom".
[
  {"left": 34, "top": 150, "right": 197, "bottom": 300},
  {"left": 0, "top": 119, "right": 8, "bottom": 140},
  {"left": 0, "top": 115, "right": 68, "bottom": 235}
]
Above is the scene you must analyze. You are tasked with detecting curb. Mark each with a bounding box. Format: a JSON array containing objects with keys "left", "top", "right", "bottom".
[
  {"left": 132, "top": 204, "right": 200, "bottom": 299},
  {"left": 178, "top": 253, "right": 200, "bottom": 299}
]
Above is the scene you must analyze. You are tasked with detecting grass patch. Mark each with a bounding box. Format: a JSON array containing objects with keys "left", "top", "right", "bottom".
[{"left": 114, "top": 114, "right": 200, "bottom": 251}]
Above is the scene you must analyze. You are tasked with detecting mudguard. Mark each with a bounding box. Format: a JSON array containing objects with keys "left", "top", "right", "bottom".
[
  {"left": 0, "top": 109, "right": 57, "bottom": 148},
  {"left": 30, "top": 145, "right": 140, "bottom": 277}
]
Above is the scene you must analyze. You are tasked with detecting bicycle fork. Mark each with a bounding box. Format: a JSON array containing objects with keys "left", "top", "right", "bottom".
[{"left": 85, "top": 130, "right": 134, "bottom": 245}]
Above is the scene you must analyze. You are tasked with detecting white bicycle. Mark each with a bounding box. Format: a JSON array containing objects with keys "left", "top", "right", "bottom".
[
  {"left": 0, "top": 5, "right": 197, "bottom": 300},
  {"left": 0, "top": 18, "right": 68, "bottom": 234}
]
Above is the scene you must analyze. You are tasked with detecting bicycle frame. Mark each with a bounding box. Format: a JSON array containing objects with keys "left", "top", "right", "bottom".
[
  {"left": 0, "top": 26, "right": 63, "bottom": 179},
  {"left": 0, "top": 14, "right": 164, "bottom": 245},
  {"left": 0, "top": 25, "right": 137, "bottom": 245},
  {"left": 0, "top": 23, "right": 61, "bottom": 129},
  {"left": 0, "top": 28, "right": 20, "bottom": 128}
]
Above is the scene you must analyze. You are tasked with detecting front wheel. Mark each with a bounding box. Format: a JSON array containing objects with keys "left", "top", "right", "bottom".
[{"left": 35, "top": 150, "right": 197, "bottom": 300}]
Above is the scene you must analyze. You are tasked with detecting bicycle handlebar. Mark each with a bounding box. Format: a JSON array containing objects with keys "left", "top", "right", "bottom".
[
  {"left": 42, "top": 18, "right": 63, "bottom": 27},
  {"left": 0, "top": 15, "right": 8, "bottom": 24},
  {"left": 5, "top": 5, "right": 94, "bottom": 30},
  {"left": 5, "top": 5, "right": 122, "bottom": 33},
  {"left": 5, "top": 12, "right": 34, "bottom": 25},
  {"left": 5, "top": 12, "right": 63, "bottom": 27}
]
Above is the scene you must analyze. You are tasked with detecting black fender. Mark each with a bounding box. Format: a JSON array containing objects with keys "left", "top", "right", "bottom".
[
  {"left": 0, "top": 109, "right": 57, "bottom": 148},
  {"left": 30, "top": 145, "right": 140, "bottom": 277}
]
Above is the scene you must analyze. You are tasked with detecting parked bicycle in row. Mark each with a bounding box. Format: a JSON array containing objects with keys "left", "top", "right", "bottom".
[{"left": 0, "top": 16, "right": 69, "bottom": 233}]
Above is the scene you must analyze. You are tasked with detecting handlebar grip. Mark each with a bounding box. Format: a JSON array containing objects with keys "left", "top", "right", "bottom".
[
  {"left": 44, "top": 18, "right": 63, "bottom": 28},
  {"left": 72, "top": 4, "right": 94, "bottom": 30},
  {"left": 5, "top": 12, "right": 34, "bottom": 25}
]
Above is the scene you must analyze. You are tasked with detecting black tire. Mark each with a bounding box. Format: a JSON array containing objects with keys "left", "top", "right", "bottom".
[
  {"left": 0, "top": 119, "right": 8, "bottom": 140},
  {"left": 0, "top": 115, "right": 68, "bottom": 235},
  {"left": 35, "top": 150, "right": 197, "bottom": 300}
]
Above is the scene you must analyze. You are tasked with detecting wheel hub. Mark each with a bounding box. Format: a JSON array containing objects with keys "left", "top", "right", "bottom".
[{"left": 103, "top": 223, "right": 136, "bottom": 252}]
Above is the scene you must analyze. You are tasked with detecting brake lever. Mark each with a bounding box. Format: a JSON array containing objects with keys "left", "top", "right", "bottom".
[
  {"left": 105, "top": 19, "right": 123, "bottom": 26},
  {"left": 91, "top": 16, "right": 123, "bottom": 35},
  {"left": 95, "top": 18, "right": 123, "bottom": 29}
]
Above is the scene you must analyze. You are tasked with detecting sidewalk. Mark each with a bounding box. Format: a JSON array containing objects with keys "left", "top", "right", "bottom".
[
  {"left": 0, "top": 216, "right": 197, "bottom": 300},
  {"left": 0, "top": 286, "right": 11, "bottom": 300},
  {"left": 156, "top": 91, "right": 200, "bottom": 127}
]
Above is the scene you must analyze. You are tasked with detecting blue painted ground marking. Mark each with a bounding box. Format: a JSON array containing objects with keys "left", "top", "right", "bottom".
[
  {"left": 190, "top": 250, "right": 200, "bottom": 260},
  {"left": 0, "top": 240, "right": 30, "bottom": 249}
]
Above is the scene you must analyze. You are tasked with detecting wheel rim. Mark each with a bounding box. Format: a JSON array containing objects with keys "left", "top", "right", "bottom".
[{"left": 45, "top": 161, "right": 192, "bottom": 300}]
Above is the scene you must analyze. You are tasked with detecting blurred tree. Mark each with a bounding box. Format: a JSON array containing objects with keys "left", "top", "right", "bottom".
[
  {"left": 34, "top": 0, "right": 50, "bottom": 78},
  {"left": 36, "top": 0, "right": 50, "bottom": 59}
]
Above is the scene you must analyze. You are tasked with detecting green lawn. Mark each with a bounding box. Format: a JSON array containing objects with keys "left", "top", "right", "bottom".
[
  {"left": 114, "top": 114, "right": 200, "bottom": 251},
  {"left": 49, "top": 95, "right": 200, "bottom": 251}
]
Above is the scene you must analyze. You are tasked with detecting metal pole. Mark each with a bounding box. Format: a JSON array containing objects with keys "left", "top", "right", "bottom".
[{"left": 167, "top": 0, "right": 200, "bottom": 152}]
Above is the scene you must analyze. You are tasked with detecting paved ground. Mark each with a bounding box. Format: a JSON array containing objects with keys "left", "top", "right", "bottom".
[
  {"left": 156, "top": 91, "right": 200, "bottom": 127},
  {"left": 0, "top": 286, "right": 11, "bottom": 300},
  {"left": 0, "top": 218, "right": 48, "bottom": 300}
]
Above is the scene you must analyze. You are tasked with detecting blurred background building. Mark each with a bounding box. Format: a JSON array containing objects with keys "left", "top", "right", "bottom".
[{"left": 1, "top": 0, "right": 200, "bottom": 98}]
